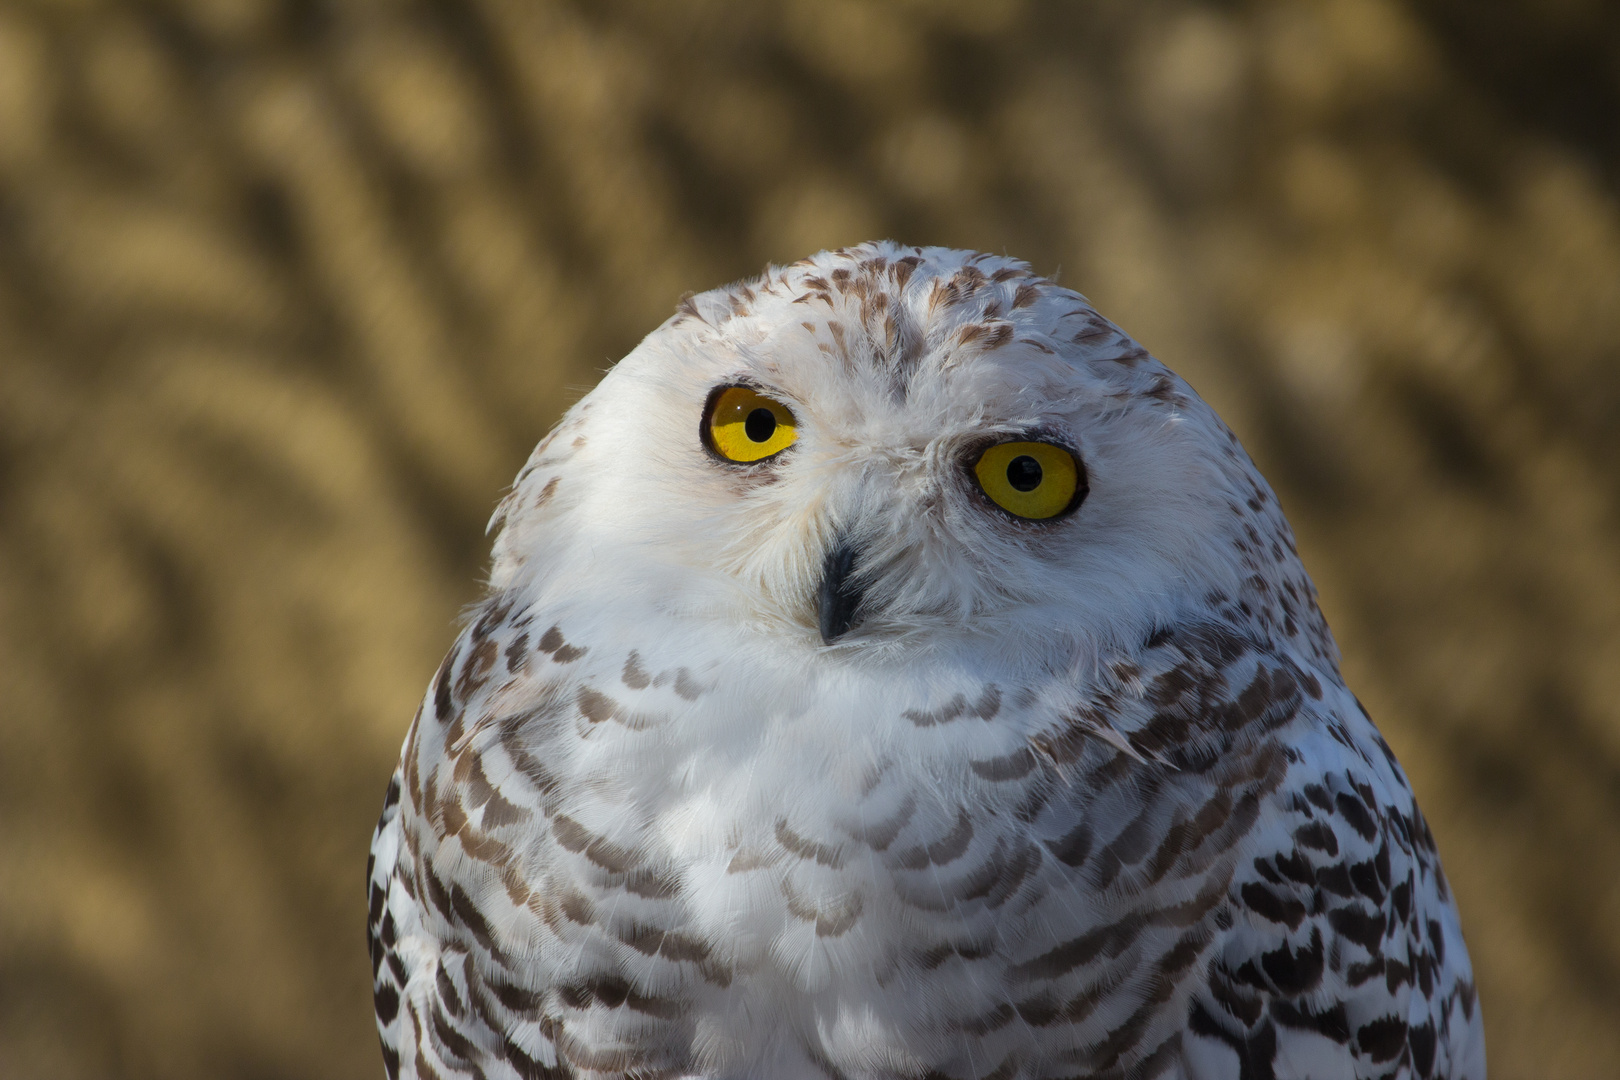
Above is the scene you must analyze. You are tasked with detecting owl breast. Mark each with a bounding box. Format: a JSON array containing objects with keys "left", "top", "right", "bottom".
[{"left": 371, "top": 591, "right": 1480, "bottom": 1080}]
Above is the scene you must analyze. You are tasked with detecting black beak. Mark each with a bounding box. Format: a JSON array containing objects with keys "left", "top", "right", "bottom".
[{"left": 818, "top": 539, "right": 865, "bottom": 644}]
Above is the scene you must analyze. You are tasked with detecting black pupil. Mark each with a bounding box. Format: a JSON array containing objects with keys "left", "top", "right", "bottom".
[
  {"left": 744, "top": 407, "right": 777, "bottom": 443},
  {"left": 1006, "top": 455, "right": 1043, "bottom": 492}
]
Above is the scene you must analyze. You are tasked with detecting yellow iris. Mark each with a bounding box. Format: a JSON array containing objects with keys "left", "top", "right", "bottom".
[
  {"left": 973, "top": 440, "right": 1082, "bottom": 520},
  {"left": 705, "top": 385, "right": 797, "bottom": 463}
]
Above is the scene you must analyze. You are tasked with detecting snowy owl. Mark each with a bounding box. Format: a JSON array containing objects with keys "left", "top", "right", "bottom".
[{"left": 367, "top": 242, "right": 1484, "bottom": 1080}]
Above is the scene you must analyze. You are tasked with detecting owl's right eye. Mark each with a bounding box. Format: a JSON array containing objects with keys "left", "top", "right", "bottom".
[{"left": 703, "top": 385, "right": 798, "bottom": 463}]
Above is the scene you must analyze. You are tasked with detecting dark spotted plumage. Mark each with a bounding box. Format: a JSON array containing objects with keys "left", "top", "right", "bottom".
[{"left": 368, "top": 244, "right": 1482, "bottom": 1079}]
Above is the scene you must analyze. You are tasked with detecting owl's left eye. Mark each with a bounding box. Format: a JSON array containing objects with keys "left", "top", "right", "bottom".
[
  {"left": 703, "top": 385, "right": 798, "bottom": 463},
  {"left": 972, "top": 439, "right": 1085, "bottom": 520}
]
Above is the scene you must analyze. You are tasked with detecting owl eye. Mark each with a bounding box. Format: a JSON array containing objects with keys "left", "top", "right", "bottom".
[
  {"left": 972, "top": 440, "right": 1084, "bottom": 520},
  {"left": 704, "top": 385, "right": 798, "bottom": 463}
]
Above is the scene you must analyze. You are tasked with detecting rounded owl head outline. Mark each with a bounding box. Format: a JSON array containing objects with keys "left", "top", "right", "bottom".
[{"left": 488, "top": 241, "right": 1336, "bottom": 675}]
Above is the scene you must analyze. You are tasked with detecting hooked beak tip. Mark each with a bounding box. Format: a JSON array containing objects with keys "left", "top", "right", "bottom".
[{"left": 818, "top": 540, "right": 864, "bottom": 645}]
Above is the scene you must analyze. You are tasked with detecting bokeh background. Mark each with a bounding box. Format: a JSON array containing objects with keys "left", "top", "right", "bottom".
[{"left": 1, "top": 0, "right": 1617, "bottom": 1076}]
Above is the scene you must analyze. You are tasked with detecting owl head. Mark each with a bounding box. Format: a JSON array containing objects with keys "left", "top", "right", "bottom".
[{"left": 489, "top": 243, "right": 1330, "bottom": 672}]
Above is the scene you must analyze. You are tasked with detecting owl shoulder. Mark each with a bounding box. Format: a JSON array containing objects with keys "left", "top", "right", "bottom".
[{"left": 1108, "top": 624, "right": 1482, "bottom": 1079}]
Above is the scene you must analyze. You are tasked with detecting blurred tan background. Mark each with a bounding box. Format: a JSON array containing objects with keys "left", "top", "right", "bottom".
[{"left": 1, "top": 0, "right": 1617, "bottom": 1077}]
